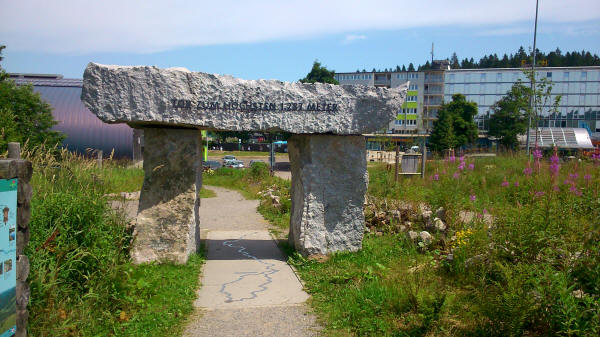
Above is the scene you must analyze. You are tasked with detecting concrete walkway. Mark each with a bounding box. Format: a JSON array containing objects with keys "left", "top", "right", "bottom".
[{"left": 183, "top": 186, "right": 320, "bottom": 337}]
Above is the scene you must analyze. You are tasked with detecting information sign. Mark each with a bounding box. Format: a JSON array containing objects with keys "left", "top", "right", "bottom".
[{"left": 0, "top": 179, "right": 17, "bottom": 337}]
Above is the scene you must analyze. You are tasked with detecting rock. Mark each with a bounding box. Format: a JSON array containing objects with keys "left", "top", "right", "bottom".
[
  {"left": 407, "top": 231, "right": 419, "bottom": 241},
  {"left": 435, "top": 207, "right": 446, "bottom": 221},
  {"left": 288, "top": 135, "right": 367, "bottom": 256},
  {"left": 375, "top": 231, "right": 383, "bottom": 237},
  {"left": 120, "top": 191, "right": 140, "bottom": 200},
  {"left": 404, "top": 221, "right": 412, "bottom": 228},
  {"left": 433, "top": 218, "right": 446, "bottom": 232},
  {"left": 572, "top": 289, "right": 585, "bottom": 299},
  {"left": 445, "top": 253, "right": 454, "bottom": 262},
  {"left": 271, "top": 195, "right": 281, "bottom": 207},
  {"left": 131, "top": 128, "right": 201, "bottom": 264},
  {"left": 458, "top": 210, "right": 476, "bottom": 224},
  {"left": 420, "top": 210, "right": 433, "bottom": 223},
  {"left": 464, "top": 254, "right": 485, "bottom": 268},
  {"left": 82, "top": 63, "right": 407, "bottom": 135},
  {"left": 419, "top": 231, "right": 433, "bottom": 245}
]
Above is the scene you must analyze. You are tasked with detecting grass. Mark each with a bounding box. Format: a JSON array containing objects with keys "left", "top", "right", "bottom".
[
  {"left": 22, "top": 145, "right": 206, "bottom": 336},
  {"left": 204, "top": 151, "right": 600, "bottom": 336}
]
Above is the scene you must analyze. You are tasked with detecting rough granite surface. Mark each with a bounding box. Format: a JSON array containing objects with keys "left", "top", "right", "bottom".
[
  {"left": 288, "top": 134, "right": 368, "bottom": 255},
  {"left": 81, "top": 63, "right": 407, "bottom": 134},
  {"left": 131, "top": 128, "right": 201, "bottom": 264}
]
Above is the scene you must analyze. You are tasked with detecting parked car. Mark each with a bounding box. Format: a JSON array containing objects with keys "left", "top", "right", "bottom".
[
  {"left": 203, "top": 160, "right": 222, "bottom": 171},
  {"left": 224, "top": 160, "right": 244, "bottom": 168},
  {"left": 222, "top": 155, "right": 236, "bottom": 162}
]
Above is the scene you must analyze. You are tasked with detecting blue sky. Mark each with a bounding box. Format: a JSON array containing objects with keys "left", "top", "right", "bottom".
[{"left": 1, "top": 1, "right": 599, "bottom": 82}]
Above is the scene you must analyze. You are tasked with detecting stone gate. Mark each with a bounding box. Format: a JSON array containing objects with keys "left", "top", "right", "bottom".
[{"left": 81, "top": 63, "right": 407, "bottom": 263}]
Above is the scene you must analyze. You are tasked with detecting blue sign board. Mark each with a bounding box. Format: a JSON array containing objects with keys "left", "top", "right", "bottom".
[{"left": 0, "top": 179, "right": 17, "bottom": 337}]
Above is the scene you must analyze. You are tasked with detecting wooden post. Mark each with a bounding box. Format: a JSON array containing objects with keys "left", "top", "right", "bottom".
[
  {"left": 420, "top": 137, "right": 426, "bottom": 179},
  {"left": 394, "top": 143, "right": 400, "bottom": 183},
  {"left": 97, "top": 150, "right": 103, "bottom": 169},
  {"left": 8, "top": 142, "right": 20, "bottom": 159}
]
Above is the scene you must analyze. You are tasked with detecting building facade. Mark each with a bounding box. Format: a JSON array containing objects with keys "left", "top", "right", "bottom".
[
  {"left": 10, "top": 73, "right": 139, "bottom": 158},
  {"left": 336, "top": 65, "right": 600, "bottom": 140}
]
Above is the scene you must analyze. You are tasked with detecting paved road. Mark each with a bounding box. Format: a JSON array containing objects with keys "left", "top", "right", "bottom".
[{"left": 184, "top": 186, "right": 320, "bottom": 337}]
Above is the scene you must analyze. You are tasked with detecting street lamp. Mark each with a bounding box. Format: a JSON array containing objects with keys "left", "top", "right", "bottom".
[{"left": 526, "top": 0, "right": 540, "bottom": 155}]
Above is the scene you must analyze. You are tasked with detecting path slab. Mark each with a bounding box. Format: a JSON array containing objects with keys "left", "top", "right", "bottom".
[{"left": 196, "top": 230, "right": 308, "bottom": 309}]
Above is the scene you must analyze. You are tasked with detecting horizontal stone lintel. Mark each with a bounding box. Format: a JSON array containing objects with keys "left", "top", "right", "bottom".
[{"left": 82, "top": 63, "right": 407, "bottom": 135}]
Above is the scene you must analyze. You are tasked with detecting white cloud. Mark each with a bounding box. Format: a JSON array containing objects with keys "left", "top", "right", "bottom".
[
  {"left": 343, "top": 34, "right": 367, "bottom": 44},
  {"left": 0, "top": 0, "right": 598, "bottom": 54}
]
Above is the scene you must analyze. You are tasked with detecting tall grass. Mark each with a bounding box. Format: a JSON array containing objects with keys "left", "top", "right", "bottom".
[
  {"left": 21, "top": 145, "right": 204, "bottom": 336},
  {"left": 293, "top": 153, "right": 600, "bottom": 336}
]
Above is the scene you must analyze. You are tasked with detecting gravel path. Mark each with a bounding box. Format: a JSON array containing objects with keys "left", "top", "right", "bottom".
[{"left": 184, "top": 186, "right": 321, "bottom": 337}]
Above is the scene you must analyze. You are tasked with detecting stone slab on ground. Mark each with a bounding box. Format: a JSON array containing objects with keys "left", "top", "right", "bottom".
[
  {"left": 184, "top": 186, "right": 319, "bottom": 337},
  {"left": 196, "top": 230, "right": 309, "bottom": 309},
  {"left": 81, "top": 62, "right": 407, "bottom": 135}
]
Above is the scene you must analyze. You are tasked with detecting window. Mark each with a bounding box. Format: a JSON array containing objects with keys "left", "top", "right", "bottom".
[
  {"left": 563, "top": 72, "right": 569, "bottom": 80},
  {"left": 395, "top": 120, "right": 402, "bottom": 125},
  {"left": 496, "top": 73, "right": 502, "bottom": 81},
  {"left": 407, "top": 96, "right": 417, "bottom": 102},
  {"left": 449, "top": 74, "right": 455, "bottom": 81},
  {"left": 546, "top": 72, "right": 552, "bottom": 78},
  {"left": 465, "top": 73, "right": 471, "bottom": 82},
  {"left": 409, "top": 84, "right": 418, "bottom": 90},
  {"left": 581, "top": 71, "right": 587, "bottom": 80},
  {"left": 480, "top": 73, "right": 487, "bottom": 81}
]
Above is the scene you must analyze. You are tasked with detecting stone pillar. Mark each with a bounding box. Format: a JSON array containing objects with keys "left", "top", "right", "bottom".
[
  {"left": 288, "top": 135, "right": 368, "bottom": 256},
  {"left": 0, "top": 158, "right": 32, "bottom": 337},
  {"left": 131, "top": 128, "right": 202, "bottom": 264}
]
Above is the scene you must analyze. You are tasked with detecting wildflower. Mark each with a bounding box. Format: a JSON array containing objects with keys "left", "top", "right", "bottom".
[
  {"left": 569, "top": 173, "right": 579, "bottom": 180},
  {"left": 470, "top": 194, "right": 476, "bottom": 202},
  {"left": 433, "top": 174, "right": 439, "bottom": 181},
  {"left": 553, "top": 185, "right": 560, "bottom": 192},
  {"left": 563, "top": 179, "right": 572, "bottom": 185},
  {"left": 453, "top": 172, "right": 460, "bottom": 179},
  {"left": 534, "top": 191, "right": 545, "bottom": 197},
  {"left": 459, "top": 155, "right": 465, "bottom": 163},
  {"left": 449, "top": 154, "right": 456, "bottom": 163},
  {"left": 523, "top": 167, "right": 532, "bottom": 175},
  {"left": 514, "top": 181, "right": 519, "bottom": 187},
  {"left": 549, "top": 149, "right": 560, "bottom": 176},
  {"left": 501, "top": 178, "right": 509, "bottom": 187},
  {"left": 468, "top": 163, "right": 475, "bottom": 170},
  {"left": 584, "top": 174, "right": 591, "bottom": 182},
  {"left": 533, "top": 148, "right": 543, "bottom": 159},
  {"left": 458, "top": 162, "right": 465, "bottom": 171}
]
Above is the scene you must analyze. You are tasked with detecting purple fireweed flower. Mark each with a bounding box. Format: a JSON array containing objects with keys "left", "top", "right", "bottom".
[
  {"left": 533, "top": 148, "right": 543, "bottom": 159},
  {"left": 523, "top": 167, "right": 533, "bottom": 175},
  {"left": 458, "top": 163, "right": 465, "bottom": 171},
  {"left": 564, "top": 179, "right": 572, "bottom": 185},
  {"left": 553, "top": 185, "right": 560, "bottom": 192},
  {"left": 459, "top": 155, "right": 465, "bottom": 163},
  {"left": 501, "top": 179, "right": 509, "bottom": 187},
  {"left": 470, "top": 194, "right": 476, "bottom": 202},
  {"left": 514, "top": 181, "right": 519, "bottom": 187},
  {"left": 453, "top": 172, "right": 460, "bottom": 179},
  {"left": 433, "top": 174, "right": 439, "bottom": 181},
  {"left": 468, "top": 163, "right": 475, "bottom": 170},
  {"left": 549, "top": 152, "right": 560, "bottom": 176},
  {"left": 569, "top": 173, "right": 579, "bottom": 180},
  {"left": 584, "top": 174, "right": 591, "bottom": 182},
  {"left": 449, "top": 155, "right": 456, "bottom": 163},
  {"left": 534, "top": 191, "right": 545, "bottom": 197}
]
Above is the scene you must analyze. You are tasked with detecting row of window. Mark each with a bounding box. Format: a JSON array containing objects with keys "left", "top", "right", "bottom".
[
  {"left": 406, "top": 95, "right": 417, "bottom": 102},
  {"left": 409, "top": 84, "right": 418, "bottom": 90},
  {"left": 394, "top": 119, "right": 417, "bottom": 126},
  {"left": 448, "top": 70, "right": 593, "bottom": 83},
  {"left": 337, "top": 74, "right": 372, "bottom": 81},
  {"left": 402, "top": 108, "right": 417, "bottom": 114}
]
